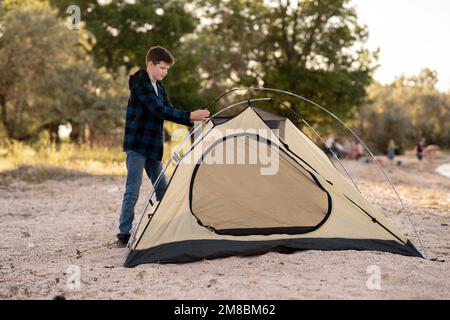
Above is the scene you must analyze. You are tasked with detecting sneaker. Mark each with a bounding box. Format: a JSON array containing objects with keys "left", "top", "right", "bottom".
[
  {"left": 116, "top": 240, "right": 128, "bottom": 248},
  {"left": 116, "top": 233, "right": 130, "bottom": 247}
]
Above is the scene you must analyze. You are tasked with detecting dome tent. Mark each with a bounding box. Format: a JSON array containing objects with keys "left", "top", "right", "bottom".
[{"left": 123, "top": 89, "right": 423, "bottom": 267}]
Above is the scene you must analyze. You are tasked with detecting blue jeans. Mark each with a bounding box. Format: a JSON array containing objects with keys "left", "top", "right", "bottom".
[{"left": 118, "top": 151, "right": 168, "bottom": 237}]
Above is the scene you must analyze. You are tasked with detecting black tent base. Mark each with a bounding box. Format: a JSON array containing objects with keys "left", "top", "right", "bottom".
[{"left": 124, "top": 238, "right": 423, "bottom": 267}]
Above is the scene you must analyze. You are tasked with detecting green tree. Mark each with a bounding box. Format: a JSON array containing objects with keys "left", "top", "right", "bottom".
[
  {"left": 356, "top": 69, "right": 450, "bottom": 153},
  {"left": 49, "top": 0, "right": 206, "bottom": 109},
  {"left": 190, "top": 0, "right": 377, "bottom": 125},
  {"left": 49, "top": 0, "right": 196, "bottom": 71},
  {"left": 0, "top": 0, "right": 128, "bottom": 143}
]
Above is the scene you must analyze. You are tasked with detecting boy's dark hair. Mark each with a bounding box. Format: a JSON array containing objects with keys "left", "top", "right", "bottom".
[{"left": 146, "top": 46, "right": 175, "bottom": 65}]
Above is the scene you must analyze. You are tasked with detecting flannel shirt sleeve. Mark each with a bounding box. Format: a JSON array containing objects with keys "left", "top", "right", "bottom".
[{"left": 134, "top": 83, "right": 192, "bottom": 126}]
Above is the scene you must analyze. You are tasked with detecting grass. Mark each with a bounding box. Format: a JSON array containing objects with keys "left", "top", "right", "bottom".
[
  {"left": 0, "top": 137, "right": 183, "bottom": 185},
  {"left": 0, "top": 141, "right": 127, "bottom": 185}
]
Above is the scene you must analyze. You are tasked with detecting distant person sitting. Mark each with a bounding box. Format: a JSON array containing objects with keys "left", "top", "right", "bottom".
[
  {"left": 353, "top": 142, "right": 364, "bottom": 160},
  {"left": 333, "top": 140, "right": 346, "bottom": 159},
  {"left": 342, "top": 139, "right": 353, "bottom": 159},
  {"left": 325, "top": 134, "right": 347, "bottom": 159}
]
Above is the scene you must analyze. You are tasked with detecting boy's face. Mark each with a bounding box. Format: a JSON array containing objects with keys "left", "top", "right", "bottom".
[{"left": 146, "top": 61, "right": 171, "bottom": 81}]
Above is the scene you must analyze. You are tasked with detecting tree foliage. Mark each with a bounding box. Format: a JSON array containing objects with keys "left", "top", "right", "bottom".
[
  {"left": 189, "top": 0, "right": 377, "bottom": 125},
  {"left": 0, "top": 0, "right": 128, "bottom": 143},
  {"left": 49, "top": 0, "right": 205, "bottom": 109},
  {"left": 355, "top": 69, "right": 450, "bottom": 153}
]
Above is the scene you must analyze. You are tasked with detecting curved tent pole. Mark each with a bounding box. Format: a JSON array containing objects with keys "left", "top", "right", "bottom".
[{"left": 205, "top": 87, "right": 428, "bottom": 258}]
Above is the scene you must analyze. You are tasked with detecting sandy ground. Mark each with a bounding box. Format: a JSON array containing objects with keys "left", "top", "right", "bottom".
[{"left": 0, "top": 153, "right": 449, "bottom": 300}]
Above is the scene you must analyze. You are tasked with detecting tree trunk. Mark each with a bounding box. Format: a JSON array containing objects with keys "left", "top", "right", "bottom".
[
  {"left": 44, "top": 123, "right": 61, "bottom": 146},
  {"left": 70, "top": 122, "right": 88, "bottom": 144},
  {"left": 0, "top": 94, "right": 13, "bottom": 139}
]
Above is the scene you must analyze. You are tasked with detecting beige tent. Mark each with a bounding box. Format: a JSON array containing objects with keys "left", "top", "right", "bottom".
[{"left": 124, "top": 106, "right": 421, "bottom": 267}]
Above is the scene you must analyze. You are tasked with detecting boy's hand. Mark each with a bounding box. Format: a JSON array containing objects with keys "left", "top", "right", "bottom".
[{"left": 190, "top": 109, "right": 210, "bottom": 121}]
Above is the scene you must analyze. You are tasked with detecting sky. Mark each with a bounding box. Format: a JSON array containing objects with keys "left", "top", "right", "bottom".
[{"left": 351, "top": 0, "right": 450, "bottom": 92}]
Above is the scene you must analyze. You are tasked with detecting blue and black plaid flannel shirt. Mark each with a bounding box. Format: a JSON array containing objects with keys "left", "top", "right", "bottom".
[{"left": 123, "top": 69, "right": 192, "bottom": 161}]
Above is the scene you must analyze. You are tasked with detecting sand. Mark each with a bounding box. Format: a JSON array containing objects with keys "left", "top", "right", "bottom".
[{"left": 1, "top": 154, "right": 449, "bottom": 300}]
